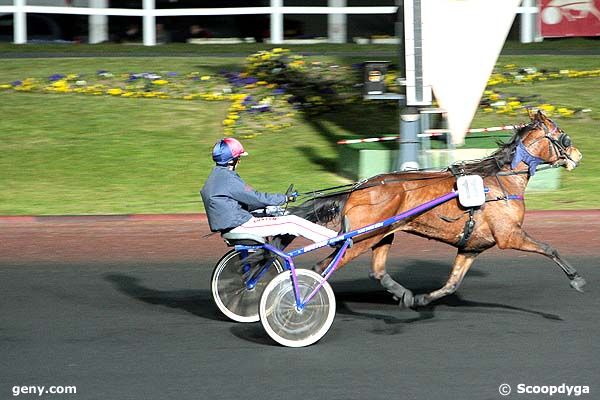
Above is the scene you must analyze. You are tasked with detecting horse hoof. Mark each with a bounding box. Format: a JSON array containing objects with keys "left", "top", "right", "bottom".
[
  {"left": 570, "top": 276, "right": 586, "bottom": 293},
  {"left": 398, "top": 291, "right": 414, "bottom": 309},
  {"left": 412, "top": 294, "right": 429, "bottom": 308}
]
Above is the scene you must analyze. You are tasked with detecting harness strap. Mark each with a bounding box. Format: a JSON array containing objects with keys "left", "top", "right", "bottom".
[{"left": 456, "top": 208, "right": 476, "bottom": 248}]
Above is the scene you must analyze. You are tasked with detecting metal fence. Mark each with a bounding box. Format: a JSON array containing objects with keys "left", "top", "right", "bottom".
[{"left": 0, "top": 0, "right": 539, "bottom": 45}]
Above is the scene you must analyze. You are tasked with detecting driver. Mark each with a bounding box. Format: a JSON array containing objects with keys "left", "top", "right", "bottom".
[{"left": 200, "top": 138, "right": 337, "bottom": 243}]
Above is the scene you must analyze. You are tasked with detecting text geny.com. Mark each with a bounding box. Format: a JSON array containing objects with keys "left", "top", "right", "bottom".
[{"left": 12, "top": 385, "right": 76, "bottom": 397}]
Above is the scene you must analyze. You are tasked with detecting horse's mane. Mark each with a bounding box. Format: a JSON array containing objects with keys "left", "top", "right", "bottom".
[{"left": 448, "top": 123, "right": 535, "bottom": 177}]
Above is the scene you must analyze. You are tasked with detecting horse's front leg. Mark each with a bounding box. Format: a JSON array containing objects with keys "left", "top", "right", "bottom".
[
  {"left": 413, "top": 250, "right": 480, "bottom": 307},
  {"left": 499, "top": 230, "right": 586, "bottom": 292}
]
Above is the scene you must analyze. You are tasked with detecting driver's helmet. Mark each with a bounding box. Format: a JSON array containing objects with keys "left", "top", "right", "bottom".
[{"left": 212, "top": 138, "right": 248, "bottom": 166}]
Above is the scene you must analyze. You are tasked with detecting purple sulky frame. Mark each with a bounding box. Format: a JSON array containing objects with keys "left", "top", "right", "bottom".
[{"left": 236, "top": 190, "right": 459, "bottom": 310}]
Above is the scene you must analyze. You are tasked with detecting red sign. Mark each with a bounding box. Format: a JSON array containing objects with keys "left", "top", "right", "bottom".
[{"left": 539, "top": 0, "right": 600, "bottom": 37}]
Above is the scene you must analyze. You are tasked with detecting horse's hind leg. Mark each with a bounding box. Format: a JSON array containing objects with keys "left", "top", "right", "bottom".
[
  {"left": 370, "top": 234, "right": 416, "bottom": 308},
  {"left": 370, "top": 234, "right": 394, "bottom": 279},
  {"left": 413, "top": 250, "right": 480, "bottom": 307},
  {"left": 499, "top": 230, "right": 586, "bottom": 292}
]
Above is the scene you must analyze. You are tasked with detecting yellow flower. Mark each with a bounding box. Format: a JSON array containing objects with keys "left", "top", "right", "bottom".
[
  {"left": 200, "top": 76, "right": 211, "bottom": 81},
  {"left": 52, "top": 80, "right": 68, "bottom": 88},
  {"left": 257, "top": 81, "right": 268, "bottom": 86},
  {"left": 558, "top": 107, "right": 574, "bottom": 117},
  {"left": 0, "top": 84, "right": 11, "bottom": 89},
  {"left": 153, "top": 79, "right": 168, "bottom": 85},
  {"left": 223, "top": 119, "right": 235, "bottom": 126},
  {"left": 107, "top": 88, "right": 123, "bottom": 96}
]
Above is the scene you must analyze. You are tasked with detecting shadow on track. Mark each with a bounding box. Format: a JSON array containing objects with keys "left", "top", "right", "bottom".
[
  {"left": 332, "top": 260, "right": 563, "bottom": 331},
  {"left": 104, "top": 273, "right": 278, "bottom": 346},
  {"left": 104, "top": 273, "right": 227, "bottom": 322},
  {"left": 103, "top": 258, "right": 562, "bottom": 345}
]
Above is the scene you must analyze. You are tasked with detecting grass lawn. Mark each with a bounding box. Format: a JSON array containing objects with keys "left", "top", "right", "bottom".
[
  {"left": 0, "top": 52, "right": 598, "bottom": 215},
  {"left": 0, "top": 37, "right": 598, "bottom": 55}
]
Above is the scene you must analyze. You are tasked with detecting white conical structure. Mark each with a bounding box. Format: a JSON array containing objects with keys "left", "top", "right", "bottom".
[{"left": 421, "top": 0, "right": 521, "bottom": 145}]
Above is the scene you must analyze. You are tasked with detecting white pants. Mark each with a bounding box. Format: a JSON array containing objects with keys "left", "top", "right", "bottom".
[{"left": 230, "top": 215, "right": 337, "bottom": 243}]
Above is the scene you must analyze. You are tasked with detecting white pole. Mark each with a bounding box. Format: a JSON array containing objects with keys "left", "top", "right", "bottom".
[
  {"left": 520, "top": 0, "right": 535, "bottom": 43},
  {"left": 89, "top": 0, "right": 108, "bottom": 44},
  {"left": 270, "top": 0, "right": 283, "bottom": 44},
  {"left": 328, "top": 0, "right": 347, "bottom": 43},
  {"left": 143, "top": 0, "right": 156, "bottom": 46},
  {"left": 13, "top": 0, "right": 27, "bottom": 44}
]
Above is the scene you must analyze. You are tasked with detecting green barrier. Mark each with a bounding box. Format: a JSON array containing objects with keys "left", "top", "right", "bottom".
[{"left": 338, "top": 133, "right": 561, "bottom": 191}]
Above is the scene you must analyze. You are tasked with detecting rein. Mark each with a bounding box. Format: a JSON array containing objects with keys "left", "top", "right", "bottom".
[{"left": 298, "top": 170, "right": 453, "bottom": 200}]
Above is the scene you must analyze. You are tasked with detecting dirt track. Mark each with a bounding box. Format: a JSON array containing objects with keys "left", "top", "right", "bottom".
[{"left": 1, "top": 210, "right": 599, "bottom": 265}]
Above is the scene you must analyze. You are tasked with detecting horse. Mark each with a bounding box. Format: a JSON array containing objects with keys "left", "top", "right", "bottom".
[{"left": 291, "top": 110, "right": 585, "bottom": 308}]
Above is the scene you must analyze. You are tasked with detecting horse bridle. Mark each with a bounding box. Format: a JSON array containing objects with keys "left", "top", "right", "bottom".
[{"left": 524, "top": 121, "right": 574, "bottom": 165}]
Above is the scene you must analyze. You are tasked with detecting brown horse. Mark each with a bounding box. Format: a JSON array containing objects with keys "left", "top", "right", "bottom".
[{"left": 292, "top": 110, "right": 585, "bottom": 308}]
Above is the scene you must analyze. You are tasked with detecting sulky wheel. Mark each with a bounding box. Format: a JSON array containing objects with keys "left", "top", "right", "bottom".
[
  {"left": 259, "top": 269, "right": 336, "bottom": 347},
  {"left": 211, "top": 249, "right": 284, "bottom": 323}
]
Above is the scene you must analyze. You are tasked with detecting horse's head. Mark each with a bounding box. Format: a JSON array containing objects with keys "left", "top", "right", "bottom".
[{"left": 515, "top": 110, "right": 582, "bottom": 173}]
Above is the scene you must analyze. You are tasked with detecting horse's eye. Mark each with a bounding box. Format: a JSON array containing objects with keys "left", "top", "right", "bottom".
[{"left": 560, "top": 134, "right": 572, "bottom": 148}]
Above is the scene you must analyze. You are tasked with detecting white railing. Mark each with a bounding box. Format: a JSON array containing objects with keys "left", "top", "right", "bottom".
[{"left": 0, "top": 1, "right": 539, "bottom": 46}]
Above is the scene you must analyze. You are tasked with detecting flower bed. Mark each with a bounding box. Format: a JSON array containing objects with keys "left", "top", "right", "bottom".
[{"left": 1, "top": 49, "right": 597, "bottom": 139}]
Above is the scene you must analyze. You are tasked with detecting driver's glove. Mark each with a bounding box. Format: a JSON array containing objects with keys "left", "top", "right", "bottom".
[{"left": 287, "top": 191, "right": 298, "bottom": 202}]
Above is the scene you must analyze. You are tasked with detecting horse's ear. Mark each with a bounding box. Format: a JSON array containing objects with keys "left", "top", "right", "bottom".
[{"left": 536, "top": 109, "right": 547, "bottom": 121}]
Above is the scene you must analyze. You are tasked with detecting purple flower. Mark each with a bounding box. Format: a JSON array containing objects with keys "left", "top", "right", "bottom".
[
  {"left": 11, "top": 80, "right": 22, "bottom": 87},
  {"left": 49, "top": 74, "right": 65, "bottom": 82},
  {"left": 167, "top": 72, "right": 177, "bottom": 76},
  {"left": 319, "top": 87, "right": 335, "bottom": 95},
  {"left": 273, "top": 88, "right": 286, "bottom": 95}
]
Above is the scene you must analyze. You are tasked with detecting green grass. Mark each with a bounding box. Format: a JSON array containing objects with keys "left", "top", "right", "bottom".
[
  {"left": 0, "top": 53, "right": 599, "bottom": 215},
  {"left": 0, "top": 37, "right": 598, "bottom": 56},
  {"left": 0, "top": 89, "right": 348, "bottom": 214}
]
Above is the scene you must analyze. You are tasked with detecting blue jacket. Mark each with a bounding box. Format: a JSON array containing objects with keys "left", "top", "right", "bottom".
[{"left": 200, "top": 166, "right": 287, "bottom": 232}]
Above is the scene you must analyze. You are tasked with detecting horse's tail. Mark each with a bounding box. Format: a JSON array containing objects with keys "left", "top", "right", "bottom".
[{"left": 288, "top": 192, "right": 349, "bottom": 226}]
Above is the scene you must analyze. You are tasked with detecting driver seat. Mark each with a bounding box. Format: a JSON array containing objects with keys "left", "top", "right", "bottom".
[{"left": 221, "top": 232, "right": 266, "bottom": 246}]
